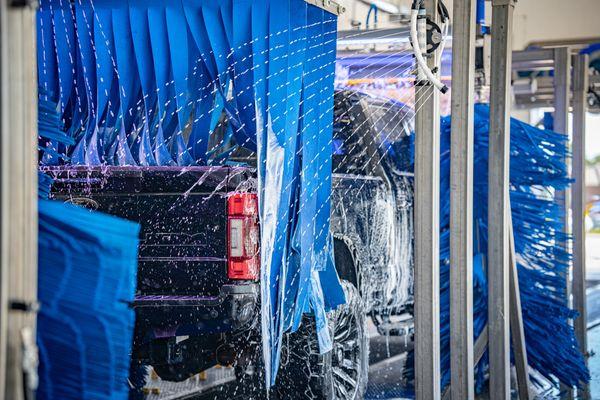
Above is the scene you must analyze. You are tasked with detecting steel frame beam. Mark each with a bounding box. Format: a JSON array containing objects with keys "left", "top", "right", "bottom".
[
  {"left": 0, "top": 2, "right": 39, "bottom": 399},
  {"left": 449, "top": 0, "right": 476, "bottom": 398},
  {"left": 553, "top": 48, "right": 571, "bottom": 149},
  {"left": 414, "top": 0, "right": 441, "bottom": 398},
  {"left": 553, "top": 47, "right": 573, "bottom": 400},
  {"left": 488, "top": 1, "right": 515, "bottom": 399},
  {"left": 508, "top": 212, "right": 531, "bottom": 400},
  {"left": 572, "top": 53, "right": 589, "bottom": 400},
  {"left": 511, "top": 49, "right": 555, "bottom": 71}
]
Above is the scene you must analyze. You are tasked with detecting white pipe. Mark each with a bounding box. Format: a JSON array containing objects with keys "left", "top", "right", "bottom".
[{"left": 410, "top": 8, "right": 449, "bottom": 93}]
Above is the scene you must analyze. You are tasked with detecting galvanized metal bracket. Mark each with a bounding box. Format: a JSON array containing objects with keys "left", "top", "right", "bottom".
[
  {"left": 425, "top": 17, "right": 443, "bottom": 54},
  {"left": 8, "top": 0, "right": 38, "bottom": 8},
  {"left": 304, "top": 0, "right": 345, "bottom": 15},
  {"left": 492, "top": 0, "right": 517, "bottom": 6},
  {"left": 9, "top": 299, "right": 40, "bottom": 314}
]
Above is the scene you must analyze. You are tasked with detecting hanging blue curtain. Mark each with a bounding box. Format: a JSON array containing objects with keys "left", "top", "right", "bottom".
[
  {"left": 251, "top": 0, "right": 345, "bottom": 386},
  {"left": 37, "top": 0, "right": 344, "bottom": 387}
]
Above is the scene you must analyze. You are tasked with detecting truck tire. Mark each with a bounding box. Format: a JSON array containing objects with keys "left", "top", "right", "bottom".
[{"left": 275, "top": 281, "right": 368, "bottom": 400}]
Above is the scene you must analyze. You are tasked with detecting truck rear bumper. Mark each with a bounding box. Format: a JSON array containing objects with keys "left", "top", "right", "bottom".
[{"left": 133, "top": 284, "right": 259, "bottom": 338}]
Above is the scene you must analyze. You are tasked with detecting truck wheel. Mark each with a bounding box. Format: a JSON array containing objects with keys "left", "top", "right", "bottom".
[{"left": 276, "top": 281, "right": 368, "bottom": 400}]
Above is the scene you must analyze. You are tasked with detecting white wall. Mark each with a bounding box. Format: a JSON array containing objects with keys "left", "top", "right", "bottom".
[
  {"left": 337, "top": 0, "right": 409, "bottom": 30},
  {"left": 512, "top": 0, "right": 600, "bottom": 50},
  {"left": 337, "top": 0, "right": 600, "bottom": 50}
]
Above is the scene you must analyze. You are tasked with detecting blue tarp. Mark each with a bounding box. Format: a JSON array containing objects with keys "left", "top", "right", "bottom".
[{"left": 36, "top": 0, "right": 344, "bottom": 386}]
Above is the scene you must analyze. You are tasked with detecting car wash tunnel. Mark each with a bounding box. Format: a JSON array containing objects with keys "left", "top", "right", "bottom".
[{"left": 1, "top": 0, "right": 600, "bottom": 399}]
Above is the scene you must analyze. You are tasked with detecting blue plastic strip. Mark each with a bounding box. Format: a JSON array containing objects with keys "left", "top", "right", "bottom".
[
  {"left": 200, "top": 2, "right": 245, "bottom": 143},
  {"left": 74, "top": 0, "right": 97, "bottom": 134},
  {"left": 283, "top": 0, "right": 308, "bottom": 334},
  {"left": 92, "top": 5, "right": 116, "bottom": 163},
  {"left": 129, "top": 0, "right": 159, "bottom": 166},
  {"left": 37, "top": 6, "right": 59, "bottom": 104},
  {"left": 232, "top": 0, "right": 258, "bottom": 151},
  {"left": 49, "top": 0, "right": 75, "bottom": 115},
  {"left": 147, "top": 1, "right": 177, "bottom": 165},
  {"left": 112, "top": 4, "right": 140, "bottom": 136},
  {"left": 187, "top": 60, "right": 213, "bottom": 164},
  {"left": 165, "top": 1, "right": 195, "bottom": 165},
  {"left": 314, "top": 12, "right": 345, "bottom": 311},
  {"left": 251, "top": 0, "right": 269, "bottom": 194},
  {"left": 259, "top": 0, "right": 292, "bottom": 384}
]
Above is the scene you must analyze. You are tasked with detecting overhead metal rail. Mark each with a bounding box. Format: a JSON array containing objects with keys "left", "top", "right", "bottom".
[
  {"left": 512, "top": 47, "right": 598, "bottom": 111},
  {"left": 512, "top": 49, "right": 556, "bottom": 71},
  {"left": 513, "top": 75, "right": 599, "bottom": 110},
  {"left": 304, "top": 0, "right": 345, "bottom": 15},
  {"left": 337, "top": 27, "right": 412, "bottom": 46}
]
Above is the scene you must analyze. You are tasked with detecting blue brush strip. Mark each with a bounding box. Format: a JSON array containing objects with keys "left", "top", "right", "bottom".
[
  {"left": 404, "top": 104, "right": 589, "bottom": 392},
  {"left": 37, "top": 200, "right": 140, "bottom": 400}
]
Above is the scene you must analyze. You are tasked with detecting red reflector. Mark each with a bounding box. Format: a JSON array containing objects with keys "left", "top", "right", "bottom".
[{"left": 227, "top": 193, "right": 259, "bottom": 280}]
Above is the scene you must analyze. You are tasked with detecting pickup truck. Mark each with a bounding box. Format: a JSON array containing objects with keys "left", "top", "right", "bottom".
[{"left": 46, "top": 90, "right": 415, "bottom": 400}]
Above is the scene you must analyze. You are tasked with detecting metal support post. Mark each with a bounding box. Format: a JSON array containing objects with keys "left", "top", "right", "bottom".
[
  {"left": 488, "top": 1, "right": 515, "bottom": 399},
  {"left": 508, "top": 212, "right": 531, "bottom": 400},
  {"left": 414, "top": 0, "right": 441, "bottom": 398},
  {"left": 553, "top": 47, "right": 573, "bottom": 399},
  {"left": 553, "top": 47, "right": 571, "bottom": 146},
  {"left": 572, "top": 53, "right": 589, "bottom": 399},
  {"left": 553, "top": 48, "right": 571, "bottom": 276},
  {"left": 0, "top": 2, "right": 39, "bottom": 400},
  {"left": 554, "top": 49, "right": 571, "bottom": 248},
  {"left": 449, "top": 0, "right": 476, "bottom": 398}
]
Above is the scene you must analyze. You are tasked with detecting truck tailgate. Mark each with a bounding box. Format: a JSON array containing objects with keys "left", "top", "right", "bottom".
[{"left": 46, "top": 166, "right": 255, "bottom": 297}]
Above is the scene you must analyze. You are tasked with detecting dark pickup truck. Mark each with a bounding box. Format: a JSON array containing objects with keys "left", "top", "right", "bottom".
[{"left": 46, "top": 90, "right": 415, "bottom": 400}]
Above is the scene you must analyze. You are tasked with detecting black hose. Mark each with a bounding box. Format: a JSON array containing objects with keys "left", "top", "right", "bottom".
[
  {"left": 411, "top": 0, "right": 423, "bottom": 11},
  {"left": 438, "top": 0, "right": 450, "bottom": 23}
]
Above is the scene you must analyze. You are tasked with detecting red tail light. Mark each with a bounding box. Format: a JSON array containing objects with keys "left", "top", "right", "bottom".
[{"left": 227, "top": 193, "right": 260, "bottom": 280}]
